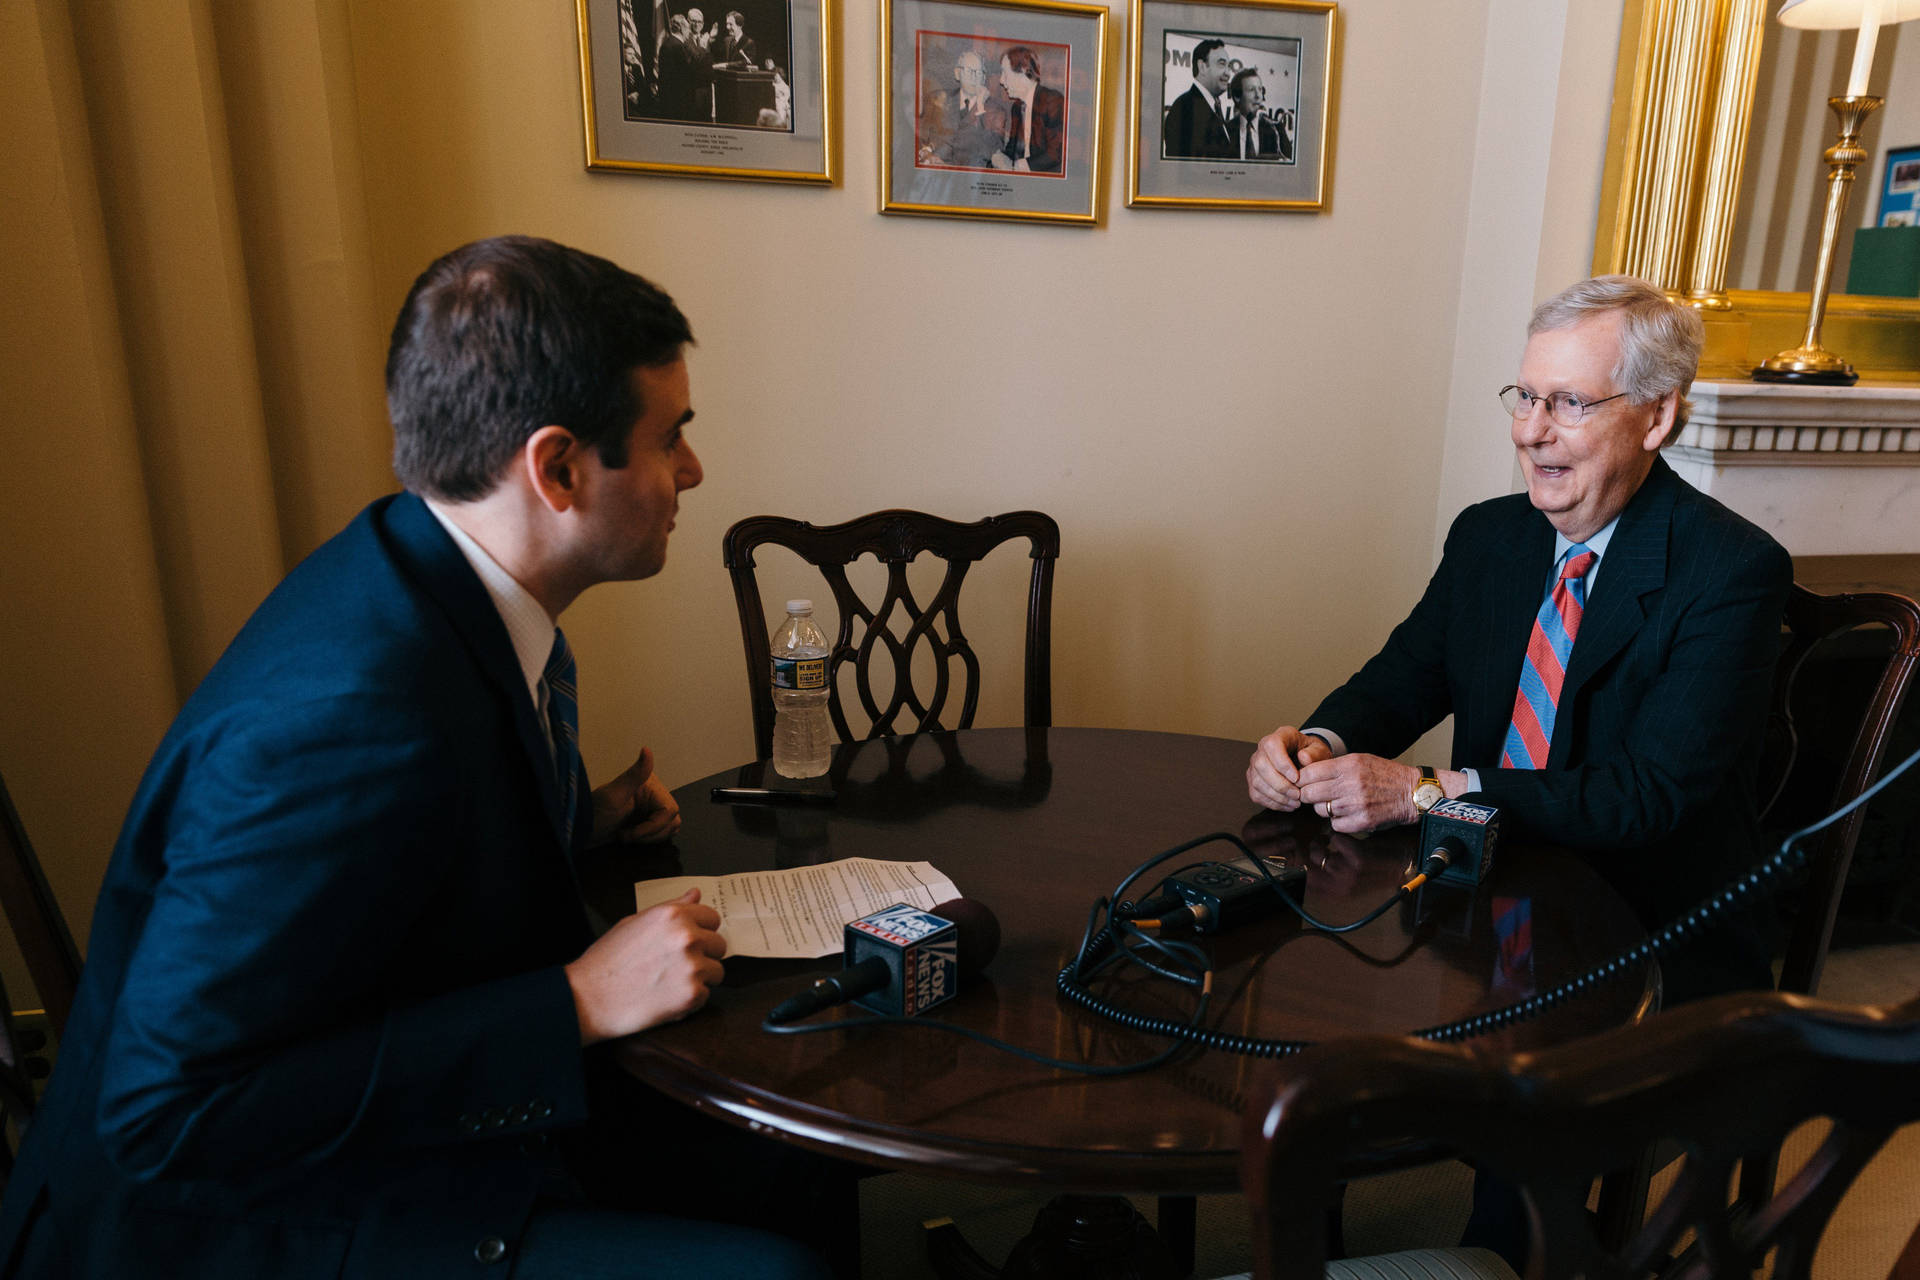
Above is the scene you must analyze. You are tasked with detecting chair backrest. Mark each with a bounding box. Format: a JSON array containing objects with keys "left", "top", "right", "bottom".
[
  {"left": 0, "top": 770, "right": 83, "bottom": 1036},
  {"left": 722, "top": 510, "right": 1059, "bottom": 759},
  {"left": 1762, "top": 584, "right": 1920, "bottom": 996},
  {"left": 1245, "top": 990, "right": 1920, "bottom": 1280},
  {"left": 0, "top": 963, "right": 43, "bottom": 1189}
]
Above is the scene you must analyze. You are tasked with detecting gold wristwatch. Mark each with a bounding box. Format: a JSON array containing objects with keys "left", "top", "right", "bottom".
[{"left": 1412, "top": 767, "right": 1444, "bottom": 814}]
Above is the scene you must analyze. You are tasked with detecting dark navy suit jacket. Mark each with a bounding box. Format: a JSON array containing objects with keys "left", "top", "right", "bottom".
[
  {"left": 1161, "top": 84, "right": 1230, "bottom": 159},
  {"left": 0, "top": 493, "right": 598, "bottom": 1277},
  {"left": 1308, "top": 458, "right": 1792, "bottom": 1000}
]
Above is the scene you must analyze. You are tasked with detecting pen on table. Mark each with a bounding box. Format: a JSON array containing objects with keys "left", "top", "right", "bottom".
[{"left": 709, "top": 786, "right": 837, "bottom": 807}]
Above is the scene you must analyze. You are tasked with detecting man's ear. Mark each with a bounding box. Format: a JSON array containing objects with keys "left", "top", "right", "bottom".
[
  {"left": 523, "top": 425, "right": 582, "bottom": 513},
  {"left": 1642, "top": 390, "right": 1681, "bottom": 452}
]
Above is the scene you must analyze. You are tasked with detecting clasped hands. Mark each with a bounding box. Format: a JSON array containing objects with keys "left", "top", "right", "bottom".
[{"left": 1246, "top": 726, "right": 1424, "bottom": 835}]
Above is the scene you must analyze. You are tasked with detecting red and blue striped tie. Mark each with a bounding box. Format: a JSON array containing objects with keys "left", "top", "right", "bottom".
[{"left": 1500, "top": 545, "right": 1596, "bottom": 770}]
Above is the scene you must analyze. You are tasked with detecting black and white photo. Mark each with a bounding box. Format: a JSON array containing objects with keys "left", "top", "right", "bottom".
[
  {"left": 578, "top": 0, "right": 835, "bottom": 183},
  {"left": 1128, "top": 0, "right": 1335, "bottom": 211}
]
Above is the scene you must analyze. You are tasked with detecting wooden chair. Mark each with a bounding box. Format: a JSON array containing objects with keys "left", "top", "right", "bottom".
[
  {"left": 1245, "top": 990, "right": 1920, "bottom": 1280},
  {"left": 0, "top": 771, "right": 80, "bottom": 1037},
  {"left": 1891, "top": 1216, "right": 1920, "bottom": 1280},
  {"left": 1761, "top": 584, "right": 1920, "bottom": 997},
  {"left": 1590, "top": 585, "right": 1920, "bottom": 1252},
  {"left": 722, "top": 510, "right": 1059, "bottom": 758},
  {"left": 0, "top": 769, "right": 83, "bottom": 1184}
]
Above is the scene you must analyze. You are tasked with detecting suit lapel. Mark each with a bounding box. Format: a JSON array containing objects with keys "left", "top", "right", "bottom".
[
  {"left": 1555, "top": 458, "right": 1678, "bottom": 756},
  {"left": 379, "top": 493, "right": 574, "bottom": 849}
]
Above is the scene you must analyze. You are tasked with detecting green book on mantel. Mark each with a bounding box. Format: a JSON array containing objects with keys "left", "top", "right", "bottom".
[{"left": 1847, "top": 226, "right": 1920, "bottom": 298}]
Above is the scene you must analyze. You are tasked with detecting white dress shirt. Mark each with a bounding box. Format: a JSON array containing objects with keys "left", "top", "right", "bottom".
[{"left": 424, "top": 499, "right": 562, "bottom": 765}]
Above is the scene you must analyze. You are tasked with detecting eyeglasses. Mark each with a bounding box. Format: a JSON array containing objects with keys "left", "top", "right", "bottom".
[{"left": 1498, "top": 385, "right": 1628, "bottom": 428}]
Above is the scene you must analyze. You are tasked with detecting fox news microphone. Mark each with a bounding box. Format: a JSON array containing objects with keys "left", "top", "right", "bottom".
[
  {"left": 1418, "top": 799, "right": 1500, "bottom": 888},
  {"left": 765, "top": 898, "right": 1001, "bottom": 1025}
]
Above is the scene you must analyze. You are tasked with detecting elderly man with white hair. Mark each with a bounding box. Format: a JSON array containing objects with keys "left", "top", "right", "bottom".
[{"left": 1247, "top": 274, "right": 1791, "bottom": 1007}]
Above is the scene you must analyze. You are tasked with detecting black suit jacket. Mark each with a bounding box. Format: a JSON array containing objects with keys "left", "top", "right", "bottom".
[
  {"left": 1308, "top": 459, "right": 1792, "bottom": 1000},
  {"left": 1161, "top": 84, "right": 1231, "bottom": 159},
  {"left": 655, "top": 36, "right": 697, "bottom": 119},
  {"left": 0, "top": 494, "right": 598, "bottom": 1278},
  {"left": 1226, "top": 113, "right": 1286, "bottom": 162},
  {"left": 1003, "top": 86, "right": 1065, "bottom": 173},
  {"left": 715, "top": 34, "right": 757, "bottom": 67}
]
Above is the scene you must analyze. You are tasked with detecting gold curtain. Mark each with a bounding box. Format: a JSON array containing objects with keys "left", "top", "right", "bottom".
[{"left": 0, "top": 0, "right": 391, "bottom": 966}]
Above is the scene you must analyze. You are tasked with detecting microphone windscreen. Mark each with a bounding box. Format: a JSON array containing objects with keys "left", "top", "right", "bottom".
[{"left": 929, "top": 897, "right": 1001, "bottom": 975}]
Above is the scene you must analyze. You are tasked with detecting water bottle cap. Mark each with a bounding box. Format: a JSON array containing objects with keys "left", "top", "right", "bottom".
[{"left": 785, "top": 599, "right": 814, "bottom": 615}]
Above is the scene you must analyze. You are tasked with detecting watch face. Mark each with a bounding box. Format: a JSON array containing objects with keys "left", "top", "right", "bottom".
[{"left": 1414, "top": 781, "right": 1443, "bottom": 811}]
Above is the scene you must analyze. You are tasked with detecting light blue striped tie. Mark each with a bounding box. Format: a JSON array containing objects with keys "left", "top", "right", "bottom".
[
  {"left": 1500, "top": 544, "right": 1596, "bottom": 771},
  {"left": 544, "top": 629, "right": 580, "bottom": 850}
]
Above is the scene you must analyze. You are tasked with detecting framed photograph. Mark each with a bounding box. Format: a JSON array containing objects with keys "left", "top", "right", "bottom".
[
  {"left": 1879, "top": 144, "right": 1920, "bottom": 228},
  {"left": 576, "top": 0, "right": 836, "bottom": 184},
  {"left": 1127, "top": 0, "right": 1335, "bottom": 211},
  {"left": 880, "top": 0, "right": 1110, "bottom": 225}
]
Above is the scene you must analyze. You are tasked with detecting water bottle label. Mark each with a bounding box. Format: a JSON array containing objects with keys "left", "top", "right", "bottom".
[{"left": 772, "top": 656, "right": 827, "bottom": 691}]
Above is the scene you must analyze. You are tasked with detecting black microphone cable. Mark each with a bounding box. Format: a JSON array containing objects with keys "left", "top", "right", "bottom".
[
  {"left": 758, "top": 743, "right": 1920, "bottom": 1069},
  {"left": 759, "top": 832, "right": 1462, "bottom": 1072},
  {"left": 1414, "top": 738, "right": 1920, "bottom": 1043},
  {"left": 1055, "top": 830, "right": 1450, "bottom": 1058},
  {"left": 758, "top": 884, "right": 1222, "bottom": 1076},
  {"left": 759, "top": 919, "right": 1215, "bottom": 1077},
  {"left": 1059, "top": 741, "right": 1920, "bottom": 1057}
]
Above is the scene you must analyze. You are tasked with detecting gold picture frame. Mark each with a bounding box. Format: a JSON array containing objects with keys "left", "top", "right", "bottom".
[
  {"left": 1127, "top": 0, "right": 1336, "bottom": 212},
  {"left": 577, "top": 0, "right": 838, "bottom": 185},
  {"left": 879, "top": 0, "right": 1110, "bottom": 226}
]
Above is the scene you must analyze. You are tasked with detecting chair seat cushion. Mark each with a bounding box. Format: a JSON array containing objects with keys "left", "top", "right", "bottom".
[
  {"left": 1327, "top": 1248, "right": 1519, "bottom": 1280},
  {"left": 1217, "top": 1246, "right": 1518, "bottom": 1280}
]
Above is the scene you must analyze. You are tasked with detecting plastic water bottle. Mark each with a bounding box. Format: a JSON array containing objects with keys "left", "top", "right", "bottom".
[{"left": 771, "top": 599, "right": 833, "bottom": 778}]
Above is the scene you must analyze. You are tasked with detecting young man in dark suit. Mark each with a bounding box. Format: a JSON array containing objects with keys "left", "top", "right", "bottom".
[
  {"left": 1225, "top": 68, "right": 1286, "bottom": 162},
  {"left": 713, "top": 11, "right": 757, "bottom": 68},
  {"left": 0, "top": 237, "right": 831, "bottom": 1279},
  {"left": 988, "top": 46, "right": 1065, "bottom": 174},
  {"left": 1246, "top": 275, "right": 1792, "bottom": 1006}
]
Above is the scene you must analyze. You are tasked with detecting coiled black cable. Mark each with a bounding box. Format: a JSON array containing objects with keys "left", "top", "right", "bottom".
[
  {"left": 1058, "top": 741, "right": 1920, "bottom": 1057},
  {"left": 759, "top": 745, "right": 1920, "bottom": 1071}
]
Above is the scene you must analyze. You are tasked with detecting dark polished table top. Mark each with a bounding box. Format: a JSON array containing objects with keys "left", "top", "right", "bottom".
[{"left": 577, "top": 727, "right": 1655, "bottom": 1194}]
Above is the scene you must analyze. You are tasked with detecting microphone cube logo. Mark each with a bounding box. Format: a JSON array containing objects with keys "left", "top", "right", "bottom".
[
  {"left": 1430, "top": 799, "right": 1495, "bottom": 825},
  {"left": 903, "top": 933, "right": 958, "bottom": 1014},
  {"left": 1423, "top": 801, "right": 1501, "bottom": 886},
  {"left": 847, "top": 903, "right": 959, "bottom": 1017},
  {"left": 852, "top": 903, "right": 952, "bottom": 946}
]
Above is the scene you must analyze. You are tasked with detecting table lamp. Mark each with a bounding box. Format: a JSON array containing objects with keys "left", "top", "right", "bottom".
[{"left": 1753, "top": 0, "right": 1920, "bottom": 384}]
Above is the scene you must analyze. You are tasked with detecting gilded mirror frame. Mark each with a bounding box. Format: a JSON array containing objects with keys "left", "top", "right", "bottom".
[{"left": 1594, "top": 0, "right": 1919, "bottom": 380}]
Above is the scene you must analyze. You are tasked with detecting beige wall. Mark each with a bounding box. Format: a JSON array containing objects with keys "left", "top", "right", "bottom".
[
  {"left": 1, "top": 0, "right": 1615, "bottom": 1001},
  {"left": 1, "top": 0, "right": 181, "bottom": 968}
]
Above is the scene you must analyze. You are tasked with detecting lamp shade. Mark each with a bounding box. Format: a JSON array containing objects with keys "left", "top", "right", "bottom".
[{"left": 1778, "top": 0, "right": 1920, "bottom": 28}]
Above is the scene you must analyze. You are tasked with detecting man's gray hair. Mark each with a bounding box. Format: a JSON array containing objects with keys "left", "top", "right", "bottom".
[{"left": 1529, "top": 275, "right": 1702, "bottom": 433}]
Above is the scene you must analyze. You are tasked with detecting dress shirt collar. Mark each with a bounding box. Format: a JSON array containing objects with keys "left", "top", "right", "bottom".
[
  {"left": 1553, "top": 514, "right": 1620, "bottom": 592},
  {"left": 423, "top": 498, "right": 555, "bottom": 714}
]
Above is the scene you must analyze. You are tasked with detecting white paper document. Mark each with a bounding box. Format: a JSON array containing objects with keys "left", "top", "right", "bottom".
[{"left": 632, "top": 857, "right": 961, "bottom": 958}]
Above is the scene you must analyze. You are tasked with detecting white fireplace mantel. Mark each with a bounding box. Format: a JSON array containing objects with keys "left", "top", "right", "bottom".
[{"left": 1665, "top": 380, "right": 1920, "bottom": 557}]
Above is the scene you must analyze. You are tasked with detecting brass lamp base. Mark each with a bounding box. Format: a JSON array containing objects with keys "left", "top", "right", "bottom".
[
  {"left": 1752, "top": 346, "right": 1859, "bottom": 386},
  {"left": 1753, "top": 95, "right": 1882, "bottom": 389}
]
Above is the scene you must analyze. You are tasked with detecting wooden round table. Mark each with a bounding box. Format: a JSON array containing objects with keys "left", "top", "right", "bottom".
[{"left": 576, "top": 727, "right": 1655, "bottom": 1199}]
